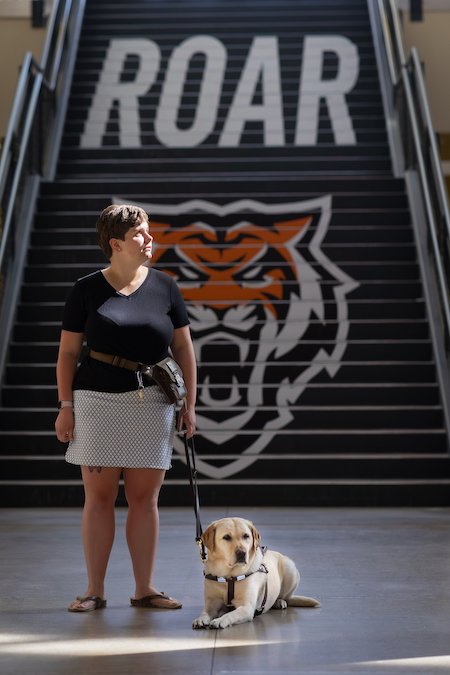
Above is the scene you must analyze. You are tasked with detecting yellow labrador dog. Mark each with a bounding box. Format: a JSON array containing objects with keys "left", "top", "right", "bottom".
[{"left": 193, "top": 517, "right": 320, "bottom": 629}]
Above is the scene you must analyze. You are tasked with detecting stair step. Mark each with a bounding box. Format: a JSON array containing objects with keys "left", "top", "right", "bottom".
[
  {"left": 23, "top": 261, "right": 420, "bottom": 284},
  {"left": 0, "top": 405, "right": 443, "bottom": 431},
  {"left": 27, "top": 243, "right": 418, "bottom": 262},
  {"left": 63, "top": 120, "right": 389, "bottom": 138},
  {"left": 2, "top": 454, "right": 449, "bottom": 481},
  {"left": 32, "top": 210, "right": 413, "bottom": 227},
  {"left": 40, "top": 176, "right": 407, "bottom": 194},
  {"left": 1, "top": 479, "right": 449, "bottom": 508},
  {"left": 14, "top": 299, "right": 428, "bottom": 324},
  {"left": 55, "top": 158, "right": 393, "bottom": 177},
  {"left": 19, "top": 281, "right": 424, "bottom": 304},
  {"left": 58, "top": 162, "right": 391, "bottom": 180},
  {"left": 1, "top": 362, "right": 442, "bottom": 387},
  {"left": 12, "top": 318, "right": 430, "bottom": 342},
  {"left": 34, "top": 195, "right": 410, "bottom": 217},
  {"left": 79, "top": 11, "right": 373, "bottom": 25},
  {"left": 63, "top": 129, "right": 388, "bottom": 146},
  {"left": 1, "top": 428, "right": 446, "bottom": 455},
  {"left": 7, "top": 340, "right": 434, "bottom": 364},
  {"left": 1, "top": 382, "right": 440, "bottom": 408},
  {"left": 24, "top": 258, "right": 420, "bottom": 284}
]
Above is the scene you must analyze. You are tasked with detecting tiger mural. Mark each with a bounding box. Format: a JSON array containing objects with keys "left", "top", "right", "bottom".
[{"left": 113, "top": 196, "right": 359, "bottom": 479}]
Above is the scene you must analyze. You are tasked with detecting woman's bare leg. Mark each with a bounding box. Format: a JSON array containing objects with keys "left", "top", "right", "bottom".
[
  {"left": 69, "top": 465, "right": 121, "bottom": 610},
  {"left": 123, "top": 467, "right": 180, "bottom": 608}
]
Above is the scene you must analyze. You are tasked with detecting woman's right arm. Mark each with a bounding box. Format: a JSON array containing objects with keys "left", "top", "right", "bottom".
[{"left": 55, "top": 329, "right": 84, "bottom": 442}]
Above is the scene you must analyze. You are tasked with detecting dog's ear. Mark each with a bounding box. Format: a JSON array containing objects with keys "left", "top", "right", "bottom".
[
  {"left": 202, "top": 521, "right": 217, "bottom": 552},
  {"left": 249, "top": 521, "right": 261, "bottom": 555}
]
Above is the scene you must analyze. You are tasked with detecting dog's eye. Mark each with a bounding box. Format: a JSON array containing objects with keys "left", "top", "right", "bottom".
[
  {"left": 242, "top": 534, "right": 250, "bottom": 539},
  {"left": 223, "top": 534, "right": 232, "bottom": 541}
]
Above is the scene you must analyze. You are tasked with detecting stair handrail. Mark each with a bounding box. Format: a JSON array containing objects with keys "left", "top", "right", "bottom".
[
  {"left": 375, "top": 0, "right": 450, "bottom": 353},
  {"left": 0, "top": 0, "right": 85, "bottom": 395},
  {"left": 0, "top": 0, "right": 74, "bottom": 273}
]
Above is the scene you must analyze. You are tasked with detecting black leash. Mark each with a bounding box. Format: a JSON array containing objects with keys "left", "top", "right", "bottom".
[{"left": 183, "top": 432, "right": 207, "bottom": 563}]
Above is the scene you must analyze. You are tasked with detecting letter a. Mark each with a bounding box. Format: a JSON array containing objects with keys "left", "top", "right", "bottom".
[
  {"left": 295, "top": 36, "right": 359, "bottom": 146},
  {"left": 80, "top": 38, "right": 160, "bottom": 148}
]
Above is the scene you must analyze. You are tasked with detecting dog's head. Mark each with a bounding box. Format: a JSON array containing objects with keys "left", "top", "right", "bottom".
[{"left": 202, "top": 517, "right": 261, "bottom": 568}]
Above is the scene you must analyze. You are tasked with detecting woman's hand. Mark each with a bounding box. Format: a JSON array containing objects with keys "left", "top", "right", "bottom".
[
  {"left": 171, "top": 325, "right": 197, "bottom": 439},
  {"left": 178, "top": 403, "right": 196, "bottom": 439},
  {"left": 55, "top": 407, "right": 75, "bottom": 443},
  {"left": 55, "top": 330, "right": 83, "bottom": 443}
]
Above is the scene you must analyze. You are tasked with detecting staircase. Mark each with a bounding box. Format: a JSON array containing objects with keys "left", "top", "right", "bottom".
[{"left": 1, "top": 0, "right": 449, "bottom": 506}]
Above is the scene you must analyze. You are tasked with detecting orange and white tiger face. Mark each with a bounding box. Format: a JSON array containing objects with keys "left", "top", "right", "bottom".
[
  {"left": 148, "top": 216, "right": 311, "bottom": 315},
  {"left": 114, "top": 196, "right": 359, "bottom": 479}
]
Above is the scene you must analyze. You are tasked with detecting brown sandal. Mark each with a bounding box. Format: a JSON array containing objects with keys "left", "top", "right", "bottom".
[
  {"left": 69, "top": 596, "right": 107, "bottom": 612},
  {"left": 130, "top": 592, "right": 182, "bottom": 609}
]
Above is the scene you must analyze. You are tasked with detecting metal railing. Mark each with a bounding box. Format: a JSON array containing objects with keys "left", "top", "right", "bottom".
[
  {"left": 376, "top": 0, "right": 450, "bottom": 354},
  {"left": 0, "top": 0, "right": 86, "bottom": 392}
]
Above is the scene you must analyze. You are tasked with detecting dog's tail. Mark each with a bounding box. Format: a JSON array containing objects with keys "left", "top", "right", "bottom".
[{"left": 287, "top": 595, "right": 321, "bottom": 607}]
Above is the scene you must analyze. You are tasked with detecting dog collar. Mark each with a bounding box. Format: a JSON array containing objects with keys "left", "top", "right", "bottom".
[{"left": 203, "top": 546, "right": 268, "bottom": 584}]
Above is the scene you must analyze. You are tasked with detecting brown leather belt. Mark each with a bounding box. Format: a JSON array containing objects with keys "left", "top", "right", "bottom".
[{"left": 89, "top": 349, "right": 141, "bottom": 372}]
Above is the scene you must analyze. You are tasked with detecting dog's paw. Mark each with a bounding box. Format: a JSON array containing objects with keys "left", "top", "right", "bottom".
[
  {"left": 272, "top": 599, "right": 288, "bottom": 609},
  {"left": 209, "top": 616, "right": 230, "bottom": 629},
  {"left": 192, "top": 616, "right": 212, "bottom": 629}
]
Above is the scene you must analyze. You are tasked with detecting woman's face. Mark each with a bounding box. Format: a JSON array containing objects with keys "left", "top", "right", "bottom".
[{"left": 116, "top": 219, "right": 153, "bottom": 262}]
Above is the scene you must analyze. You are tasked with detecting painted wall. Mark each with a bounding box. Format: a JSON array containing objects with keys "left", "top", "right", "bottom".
[
  {"left": 0, "top": 9, "right": 46, "bottom": 139},
  {"left": 397, "top": 3, "right": 450, "bottom": 193},
  {"left": 400, "top": 10, "right": 450, "bottom": 134}
]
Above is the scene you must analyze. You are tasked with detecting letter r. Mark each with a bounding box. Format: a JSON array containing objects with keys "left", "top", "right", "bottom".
[
  {"left": 80, "top": 38, "right": 160, "bottom": 148},
  {"left": 295, "top": 36, "right": 359, "bottom": 146}
]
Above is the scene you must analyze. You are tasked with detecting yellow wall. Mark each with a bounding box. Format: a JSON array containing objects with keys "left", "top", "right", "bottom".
[
  {"left": 0, "top": 18, "right": 46, "bottom": 138},
  {"left": 401, "top": 11, "right": 450, "bottom": 134},
  {"left": 400, "top": 9, "right": 450, "bottom": 193}
]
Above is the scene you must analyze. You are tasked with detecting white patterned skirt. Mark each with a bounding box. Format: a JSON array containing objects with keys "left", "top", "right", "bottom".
[{"left": 65, "top": 387, "right": 176, "bottom": 469}]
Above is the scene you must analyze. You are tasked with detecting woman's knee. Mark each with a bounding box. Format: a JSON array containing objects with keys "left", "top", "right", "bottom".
[
  {"left": 81, "top": 466, "right": 121, "bottom": 508},
  {"left": 125, "top": 486, "right": 160, "bottom": 512},
  {"left": 84, "top": 488, "right": 118, "bottom": 510},
  {"left": 123, "top": 468, "right": 165, "bottom": 509}
]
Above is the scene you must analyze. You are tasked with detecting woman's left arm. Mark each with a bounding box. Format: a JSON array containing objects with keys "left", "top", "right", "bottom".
[{"left": 171, "top": 325, "right": 197, "bottom": 438}]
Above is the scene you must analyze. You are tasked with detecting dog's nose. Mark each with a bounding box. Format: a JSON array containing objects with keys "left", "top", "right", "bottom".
[{"left": 235, "top": 548, "right": 247, "bottom": 563}]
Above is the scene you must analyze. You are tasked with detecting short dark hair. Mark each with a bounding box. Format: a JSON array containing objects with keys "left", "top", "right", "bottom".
[{"left": 96, "top": 204, "right": 149, "bottom": 259}]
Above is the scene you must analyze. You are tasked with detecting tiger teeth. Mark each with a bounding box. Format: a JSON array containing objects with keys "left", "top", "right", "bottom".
[{"left": 194, "top": 332, "right": 250, "bottom": 363}]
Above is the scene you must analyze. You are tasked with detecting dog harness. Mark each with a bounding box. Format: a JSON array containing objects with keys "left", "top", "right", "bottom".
[{"left": 204, "top": 546, "right": 269, "bottom": 616}]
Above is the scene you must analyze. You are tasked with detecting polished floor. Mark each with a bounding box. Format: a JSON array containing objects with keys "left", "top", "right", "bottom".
[{"left": 0, "top": 506, "right": 449, "bottom": 674}]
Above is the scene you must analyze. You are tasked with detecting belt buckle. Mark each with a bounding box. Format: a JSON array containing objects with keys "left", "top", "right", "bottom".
[{"left": 140, "top": 364, "right": 153, "bottom": 378}]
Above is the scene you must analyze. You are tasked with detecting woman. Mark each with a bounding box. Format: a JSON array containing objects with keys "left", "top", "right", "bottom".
[{"left": 55, "top": 204, "right": 196, "bottom": 612}]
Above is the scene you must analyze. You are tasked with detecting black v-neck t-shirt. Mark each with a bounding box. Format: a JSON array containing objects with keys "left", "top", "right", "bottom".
[{"left": 62, "top": 268, "right": 190, "bottom": 393}]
